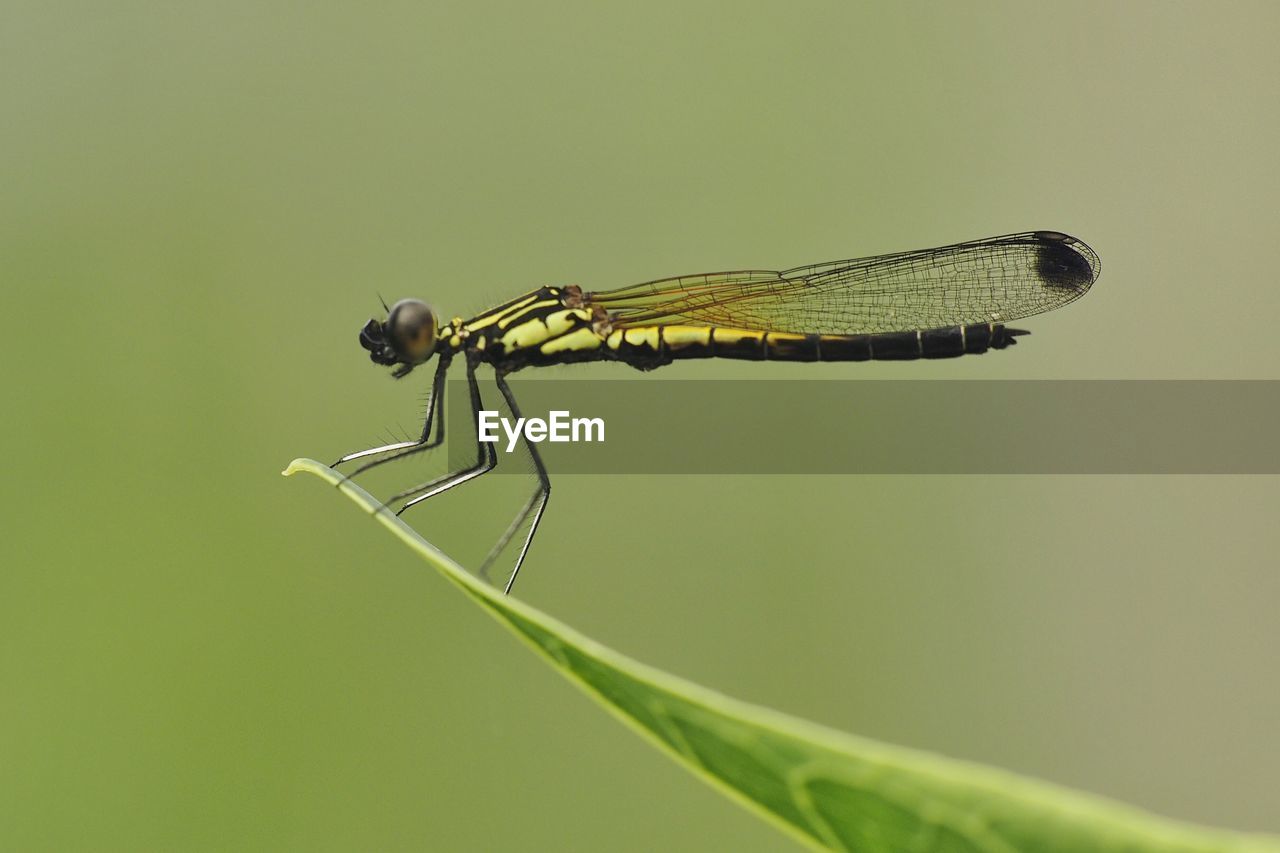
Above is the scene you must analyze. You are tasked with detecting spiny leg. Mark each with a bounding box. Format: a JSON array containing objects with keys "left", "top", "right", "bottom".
[
  {"left": 390, "top": 353, "right": 496, "bottom": 513},
  {"left": 332, "top": 355, "right": 452, "bottom": 472},
  {"left": 479, "top": 371, "right": 550, "bottom": 595},
  {"left": 478, "top": 491, "right": 540, "bottom": 586}
]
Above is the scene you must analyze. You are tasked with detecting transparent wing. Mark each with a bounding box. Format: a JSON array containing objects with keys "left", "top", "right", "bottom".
[{"left": 587, "top": 232, "right": 1100, "bottom": 334}]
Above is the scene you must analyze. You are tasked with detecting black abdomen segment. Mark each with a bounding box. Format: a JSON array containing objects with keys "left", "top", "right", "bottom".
[
  {"left": 605, "top": 323, "right": 1025, "bottom": 369},
  {"left": 815, "top": 323, "right": 1027, "bottom": 361},
  {"left": 626, "top": 323, "right": 1025, "bottom": 364}
]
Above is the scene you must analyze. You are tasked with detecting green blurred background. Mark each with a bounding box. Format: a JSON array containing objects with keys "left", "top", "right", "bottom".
[{"left": 4, "top": 2, "right": 1279, "bottom": 850}]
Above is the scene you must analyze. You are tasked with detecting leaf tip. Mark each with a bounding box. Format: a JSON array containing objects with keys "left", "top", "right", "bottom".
[{"left": 282, "top": 458, "right": 316, "bottom": 478}]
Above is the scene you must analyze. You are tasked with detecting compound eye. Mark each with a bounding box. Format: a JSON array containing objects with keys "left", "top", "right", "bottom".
[{"left": 387, "top": 299, "right": 438, "bottom": 363}]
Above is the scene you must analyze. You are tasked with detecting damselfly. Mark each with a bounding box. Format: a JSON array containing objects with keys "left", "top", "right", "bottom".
[{"left": 335, "top": 231, "right": 1099, "bottom": 593}]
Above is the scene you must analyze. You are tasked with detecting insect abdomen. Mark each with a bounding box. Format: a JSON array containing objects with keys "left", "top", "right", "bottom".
[
  {"left": 607, "top": 323, "right": 1024, "bottom": 365},
  {"left": 813, "top": 323, "right": 1027, "bottom": 361}
]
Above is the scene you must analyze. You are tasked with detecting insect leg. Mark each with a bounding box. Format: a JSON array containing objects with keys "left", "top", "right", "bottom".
[
  {"left": 389, "top": 353, "right": 496, "bottom": 513},
  {"left": 332, "top": 355, "right": 452, "bottom": 472},
  {"left": 478, "top": 371, "right": 550, "bottom": 595}
]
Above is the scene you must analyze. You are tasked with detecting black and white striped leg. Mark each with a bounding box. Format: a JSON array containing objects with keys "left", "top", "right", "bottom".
[
  {"left": 332, "top": 355, "right": 453, "bottom": 473},
  {"left": 389, "top": 353, "right": 496, "bottom": 513},
  {"left": 479, "top": 371, "right": 550, "bottom": 595}
]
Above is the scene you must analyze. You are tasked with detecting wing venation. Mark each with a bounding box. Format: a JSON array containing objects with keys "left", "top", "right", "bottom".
[{"left": 587, "top": 232, "right": 1099, "bottom": 335}]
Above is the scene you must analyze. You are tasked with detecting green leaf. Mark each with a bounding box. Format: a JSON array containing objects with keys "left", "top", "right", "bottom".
[{"left": 284, "top": 458, "right": 1278, "bottom": 853}]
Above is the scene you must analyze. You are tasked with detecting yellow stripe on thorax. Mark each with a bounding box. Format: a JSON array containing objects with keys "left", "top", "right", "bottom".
[
  {"left": 462, "top": 293, "right": 542, "bottom": 332},
  {"left": 497, "top": 299, "right": 560, "bottom": 329},
  {"left": 499, "top": 308, "right": 597, "bottom": 352},
  {"left": 540, "top": 327, "right": 602, "bottom": 355}
]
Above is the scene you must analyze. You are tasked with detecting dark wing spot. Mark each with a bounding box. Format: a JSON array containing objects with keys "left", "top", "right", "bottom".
[{"left": 1034, "top": 233, "right": 1097, "bottom": 289}]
